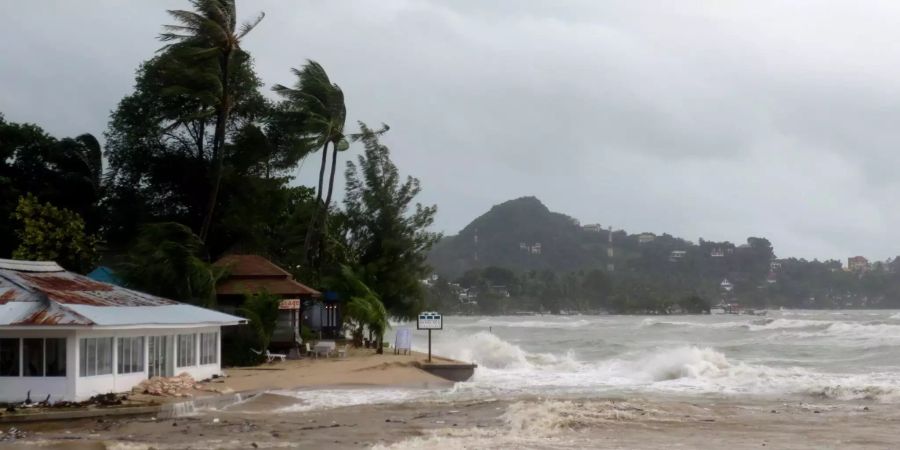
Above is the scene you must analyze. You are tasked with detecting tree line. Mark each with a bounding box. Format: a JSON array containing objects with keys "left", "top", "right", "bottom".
[{"left": 1, "top": 0, "right": 439, "bottom": 338}]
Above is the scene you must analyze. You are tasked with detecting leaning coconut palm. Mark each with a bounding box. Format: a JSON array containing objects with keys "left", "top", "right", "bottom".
[
  {"left": 272, "top": 63, "right": 390, "bottom": 275},
  {"left": 332, "top": 265, "right": 388, "bottom": 350},
  {"left": 159, "top": 0, "right": 264, "bottom": 242},
  {"left": 272, "top": 61, "right": 347, "bottom": 269}
]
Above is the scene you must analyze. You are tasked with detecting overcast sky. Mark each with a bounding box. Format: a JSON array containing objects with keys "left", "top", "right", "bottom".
[{"left": 4, "top": 1, "right": 900, "bottom": 261}]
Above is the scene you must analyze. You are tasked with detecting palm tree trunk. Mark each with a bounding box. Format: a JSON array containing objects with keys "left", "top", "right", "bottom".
[
  {"left": 301, "top": 140, "right": 330, "bottom": 265},
  {"left": 199, "top": 53, "right": 231, "bottom": 243},
  {"left": 316, "top": 142, "right": 341, "bottom": 268}
]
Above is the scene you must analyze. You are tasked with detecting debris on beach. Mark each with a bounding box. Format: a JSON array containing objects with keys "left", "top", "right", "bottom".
[
  {"left": 0, "top": 427, "right": 26, "bottom": 441},
  {"left": 88, "top": 393, "right": 126, "bottom": 406},
  {"left": 134, "top": 373, "right": 223, "bottom": 397}
]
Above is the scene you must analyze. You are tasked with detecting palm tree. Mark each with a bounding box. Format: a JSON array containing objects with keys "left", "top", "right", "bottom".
[
  {"left": 331, "top": 265, "right": 389, "bottom": 350},
  {"left": 272, "top": 61, "right": 347, "bottom": 268},
  {"left": 159, "top": 0, "right": 264, "bottom": 242}
]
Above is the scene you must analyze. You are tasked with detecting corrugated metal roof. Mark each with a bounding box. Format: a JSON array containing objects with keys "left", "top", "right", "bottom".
[
  {"left": 0, "top": 259, "right": 64, "bottom": 272},
  {"left": 0, "top": 260, "right": 245, "bottom": 328},
  {"left": 65, "top": 304, "right": 243, "bottom": 326}
]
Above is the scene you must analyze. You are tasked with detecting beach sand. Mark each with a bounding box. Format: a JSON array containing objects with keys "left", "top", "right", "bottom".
[
  {"left": 217, "top": 348, "right": 455, "bottom": 392},
  {"left": 5, "top": 349, "right": 900, "bottom": 449}
]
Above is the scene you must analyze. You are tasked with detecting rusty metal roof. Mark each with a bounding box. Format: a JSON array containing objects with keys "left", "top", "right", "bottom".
[{"left": 0, "top": 258, "right": 244, "bottom": 327}]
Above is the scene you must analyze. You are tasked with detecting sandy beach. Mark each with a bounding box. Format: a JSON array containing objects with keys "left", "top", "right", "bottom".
[{"left": 215, "top": 349, "right": 455, "bottom": 392}]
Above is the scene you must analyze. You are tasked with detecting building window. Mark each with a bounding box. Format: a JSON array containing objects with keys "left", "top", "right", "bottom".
[
  {"left": 80, "top": 337, "right": 113, "bottom": 377},
  {"left": 0, "top": 338, "right": 20, "bottom": 376},
  {"left": 200, "top": 332, "right": 218, "bottom": 365},
  {"left": 117, "top": 337, "right": 145, "bottom": 374},
  {"left": 22, "top": 338, "right": 67, "bottom": 377},
  {"left": 177, "top": 334, "right": 196, "bottom": 368},
  {"left": 45, "top": 338, "right": 66, "bottom": 377},
  {"left": 23, "top": 338, "right": 44, "bottom": 376}
]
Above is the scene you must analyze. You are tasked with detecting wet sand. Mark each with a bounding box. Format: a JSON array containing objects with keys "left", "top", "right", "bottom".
[{"left": 6, "top": 395, "right": 900, "bottom": 449}]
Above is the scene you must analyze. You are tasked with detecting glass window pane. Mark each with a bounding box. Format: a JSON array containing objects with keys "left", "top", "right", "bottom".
[
  {"left": 79, "top": 339, "right": 87, "bottom": 377},
  {"left": 23, "top": 339, "right": 44, "bottom": 377},
  {"left": 99, "top": 338, "right": 112, "bottom": 375},
  {"left": 0, "top": 338, "right": 19, "bottom": 376},
  {"left": 45, "top": 338, "right": 66, "bottom": 377},
  {"left": 134, "top": 337, "right": 144, "bottom": 372}
]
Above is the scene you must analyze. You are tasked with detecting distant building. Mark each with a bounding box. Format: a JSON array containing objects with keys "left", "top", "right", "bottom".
[
  {"left": 638, "top": 233, "right": 656, "bottom": 244},
  {"left": 848, "top": 256, "right": 869, "bottom": 273},
  {"left": 770, "top": 261, "right": 782, "bottom": 271},
  {"left": 582, "top": 224, "right": 603, "bottom": 233},
  {"left": 710, "top": 247, "right": 725, "bottom": 258},
  {"left": 519, "top": 242, "right": 542, "bottom": 255},
  {"left": 670, "top": 250, "right": 687, "bottom": 262},
  {"left": 720, "top": 278, "right": 734, "bottom": 292}
]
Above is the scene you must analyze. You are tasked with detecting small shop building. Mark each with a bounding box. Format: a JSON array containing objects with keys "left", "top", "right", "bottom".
[
  {"left": 213, "top": 255, "right": 322, "bottom": 348},
  {"left": 0, "top": 259, "right": 245, "bottom": 403}
]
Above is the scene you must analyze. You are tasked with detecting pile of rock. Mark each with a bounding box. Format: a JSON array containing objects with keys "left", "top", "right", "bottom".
[{"left": 134, "top": 373, "right": 199, "bottom": 397}]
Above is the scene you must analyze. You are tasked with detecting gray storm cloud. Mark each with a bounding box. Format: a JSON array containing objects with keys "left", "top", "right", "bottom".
[{"left": 2, "top": 0, "right": 899, "bottom": 260}]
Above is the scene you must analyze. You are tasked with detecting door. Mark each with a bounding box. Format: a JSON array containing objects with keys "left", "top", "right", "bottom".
[{"left": 147, "top": 335, "right": 172, "bottom": 379}]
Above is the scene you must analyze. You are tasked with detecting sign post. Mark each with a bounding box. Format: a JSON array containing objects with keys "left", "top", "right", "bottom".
[{"left": 416, "top": 311, "right": 442, "bottom": 362}]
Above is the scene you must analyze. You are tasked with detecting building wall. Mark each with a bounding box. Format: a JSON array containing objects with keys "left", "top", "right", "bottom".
[
  {"left": 0, "top": 325, "right": 223, "bottom": 403},
  {"left": 0, "top": 329, "right": 75, "bottom": 404}
]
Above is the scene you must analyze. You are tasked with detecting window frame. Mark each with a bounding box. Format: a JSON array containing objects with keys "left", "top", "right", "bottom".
[
  {"left": 117, "top": 336, "right": 145, "bottom": 375},
  {"left": 79, "top": 337, "right": 114, "bottom": 377},
  {"left": 176, "top": 334, "right": 197, "bottom": 368},
  {"left": 199, "top": 332, "right": 218, "bottom": 365}
]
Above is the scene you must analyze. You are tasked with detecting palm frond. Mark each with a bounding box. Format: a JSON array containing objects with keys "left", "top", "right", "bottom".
[{"left": 237, "top": 12, "right": 265, "bottom": 39}]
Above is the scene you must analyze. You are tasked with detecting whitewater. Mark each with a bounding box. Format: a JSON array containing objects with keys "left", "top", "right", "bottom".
[{"left": 372, "top": 310, "right": 900, "bottom": 405}]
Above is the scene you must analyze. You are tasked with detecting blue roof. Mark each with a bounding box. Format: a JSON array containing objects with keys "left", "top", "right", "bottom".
[{"left": 86, "top": 266, "right": 122, "bottom": 286}]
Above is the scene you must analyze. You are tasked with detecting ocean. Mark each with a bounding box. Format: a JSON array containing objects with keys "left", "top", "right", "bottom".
[{"left": 307, "top": 310, "right": 900, "bottom": 408}]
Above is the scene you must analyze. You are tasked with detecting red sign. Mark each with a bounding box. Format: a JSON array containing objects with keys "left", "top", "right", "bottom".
[{"left": 278, "top": 299, "right": 301, "bottom": 310}]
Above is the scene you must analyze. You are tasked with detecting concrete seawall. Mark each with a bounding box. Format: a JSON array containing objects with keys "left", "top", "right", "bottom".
[{"left": 415, "top": 361, "right": 477, "bottom": 382}]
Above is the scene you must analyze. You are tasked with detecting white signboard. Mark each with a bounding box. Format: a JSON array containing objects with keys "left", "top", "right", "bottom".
[{"left": 417, "top": 311, "right": 443, "bottom": 330}]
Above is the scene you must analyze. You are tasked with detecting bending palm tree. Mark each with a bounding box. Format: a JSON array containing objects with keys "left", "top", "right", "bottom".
[
  {"left": 159, "top": 0, "right": 264, "bottom": 242},
  {"left": 272, "top": 61, "right": 347, "bottom": 269},
  {"left": 274, "top": 64, "right": 390, "bottom": 272}
]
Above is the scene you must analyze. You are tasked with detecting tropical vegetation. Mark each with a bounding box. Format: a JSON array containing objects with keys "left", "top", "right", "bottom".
[{"left": 1, "top": 0, "right": 439, "bottom": 338}]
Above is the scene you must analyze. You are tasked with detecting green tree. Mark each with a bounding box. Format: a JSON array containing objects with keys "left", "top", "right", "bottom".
[
  {"left": 11, "top": 194, "right": 100, "bottom": 273},
  {"left": 159, "top": 0, "right": 265, "bottom": 242},
  {"left": 1, "top": 115, "right": 104, "bottom": 256},
  {"left": 238, "top": 290, "right": 281, "bottom": 351},
  {"left": 344, "top": 123, "right": 440, "bottom": 318},
  {"left": 117, "top": 222, "right": 222, "bottom": 306}
]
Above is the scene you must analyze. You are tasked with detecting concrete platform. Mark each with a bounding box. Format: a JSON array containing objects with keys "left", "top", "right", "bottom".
[{"left": 415, "top": 362, "right": 477, "bottom": 382}]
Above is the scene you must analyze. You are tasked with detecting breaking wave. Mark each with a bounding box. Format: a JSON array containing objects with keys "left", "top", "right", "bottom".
[{"left": 472, "top": 318, "right": 592, "bottom": 329}]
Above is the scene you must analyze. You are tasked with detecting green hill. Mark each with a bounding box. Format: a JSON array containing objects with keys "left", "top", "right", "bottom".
[{"left": 429, "top": 196, "right": 610, "bottom": 278}]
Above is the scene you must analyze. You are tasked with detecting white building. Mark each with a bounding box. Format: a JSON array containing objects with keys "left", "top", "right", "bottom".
[{"left": 0, "top": 259, "right": 244, "bottom": 403}]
